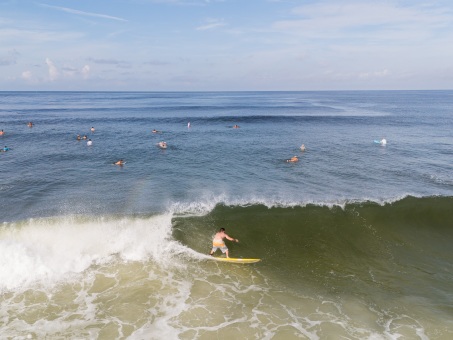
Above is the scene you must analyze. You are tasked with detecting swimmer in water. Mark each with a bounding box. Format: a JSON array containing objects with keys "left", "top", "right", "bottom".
[
  {"left": 0, "top": 130, "right": 4, "bottom": 136},
  {"left": 233, "top": 124, "right": 240, "bottom": 128},
  {"left": 76, "top": 134, "right": 81, "bottom": 140},
  {"left": 114, "top": 159, "right": 125, "bottom": 165},
  {"left": 27, "top": 122, "right": 33, "bottom": 127},
  {"left": 286, "top": 156, "right": 299, "bottom": 163}
]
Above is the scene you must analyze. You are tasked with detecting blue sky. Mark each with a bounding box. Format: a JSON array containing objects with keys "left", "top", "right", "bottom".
[{"left": 1, "top": 0, "right": 452, "bottom": 91}]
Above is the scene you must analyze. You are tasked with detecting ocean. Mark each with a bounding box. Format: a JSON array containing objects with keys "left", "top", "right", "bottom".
[{"left": 0, "top": 91, "right": 452, "bottom": 339}]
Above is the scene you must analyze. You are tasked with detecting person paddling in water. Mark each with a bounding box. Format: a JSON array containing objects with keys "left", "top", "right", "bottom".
[{"left": 209, "top": 228, "right": 239, "bottom": 258}]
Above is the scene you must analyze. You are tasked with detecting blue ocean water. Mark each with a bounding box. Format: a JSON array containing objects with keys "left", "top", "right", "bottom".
[
  {"left": 1, "top": 91, "right": 453, "bottom": 338},
  {"left": 1, "top": 91, "right": 452, "bottom": 221}
]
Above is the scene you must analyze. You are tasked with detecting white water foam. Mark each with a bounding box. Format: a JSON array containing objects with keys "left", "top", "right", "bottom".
[
  {"left": 169, "top": 193, "right": 418, "bottom": 217},
  {"left": 0, "top": 213, "right": 197, "bottom": 292}
]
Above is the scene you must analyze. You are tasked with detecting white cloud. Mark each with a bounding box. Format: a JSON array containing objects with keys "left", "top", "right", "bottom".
[
  {"left": 40, "top": 4, "right": 128, "bottom": 22},
  {"left": 87, "top": 58, "right": 128, "bottom": 66},
  {"left": 82, "top": 65, "right": 90, "bottom": 79},
  {"left": 196, "top": 18, "right": 226, "bottom": 31},
  {"left": 0, "top": 28, "right": 84, "bottom": 45},
  {"left": 45, "top": 58, "right": 59, "bottom": 81},
  {"left": 1, "top": 0, "right": 452, "bottom": 90},
  {"left": 62, "top": 66, "right": 78, "bottom": 77},
  {"left": 21, "top": 70, "right": 32, "bottom": 80},
  {"left": 359, "top": 69, "right": 389, "bottom": 79},
  {"left": 272, "top": 1, "right": 453, "bottom": 42}
]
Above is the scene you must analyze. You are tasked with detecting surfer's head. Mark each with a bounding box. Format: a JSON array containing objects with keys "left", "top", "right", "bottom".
[{"left": 219, "top": 228, "right": 225, "bottom": 232}]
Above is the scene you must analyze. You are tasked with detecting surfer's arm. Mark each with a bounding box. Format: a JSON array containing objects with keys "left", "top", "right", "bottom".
[{"left": 225, "top": 234, "right": 239, "bottom": 242}]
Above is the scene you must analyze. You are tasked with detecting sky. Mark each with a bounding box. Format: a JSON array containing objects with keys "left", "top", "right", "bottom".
[{"left": 1, "top": 0, "right": 452, "bottom": 91}]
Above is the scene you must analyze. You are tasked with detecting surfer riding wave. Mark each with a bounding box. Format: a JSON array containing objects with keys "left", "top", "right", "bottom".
[{"left": 209, "top": 228, "right": 238, "bottom": 258}]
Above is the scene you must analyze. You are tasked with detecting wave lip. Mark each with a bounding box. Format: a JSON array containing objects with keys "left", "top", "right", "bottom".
[{"left": 168, "top": 193, "right": 428, "bottom": 217}]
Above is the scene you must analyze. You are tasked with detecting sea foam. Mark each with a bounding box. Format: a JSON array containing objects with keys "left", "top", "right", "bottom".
[{"left": 0, "top": 213, "right": 193, "bottom": 291}]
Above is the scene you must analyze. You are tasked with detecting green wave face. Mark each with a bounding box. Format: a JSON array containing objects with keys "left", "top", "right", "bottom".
[{"left": 173, "top": 196, "right": 453, "bottom": 300}]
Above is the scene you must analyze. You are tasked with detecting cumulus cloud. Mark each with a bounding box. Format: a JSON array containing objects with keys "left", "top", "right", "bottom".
[
  {"left": 45, "top": 58, "right": 59, "bottom": 81},
  {"left": 21, "top": 71, "right": 32, "bottom": 80},
  {"left": 40, "top": 59, "right": 91, "bottom": 82},
  {"left": 82, "top": 65, "right": 90, "bottom": 79}
]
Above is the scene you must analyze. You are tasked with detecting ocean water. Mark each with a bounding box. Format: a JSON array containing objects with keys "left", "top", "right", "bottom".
[{"left": 0, "top": 91, "right": 452, "bottom": 339}]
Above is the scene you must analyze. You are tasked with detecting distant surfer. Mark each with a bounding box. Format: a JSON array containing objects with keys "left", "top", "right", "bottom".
[
  {"left": 209, "top": 228, "right": 239, "bottom": 258},
  {"left": 91, "top": 127, "right": 95, "bottom": 132},
  {"left": 152, "top": 129, "right": 161, "bottom": 134},
  {"left": 0, "top": 130, "right": 4, "bottom": 136},
  {"left": 188, "top": 122, "right": 191, "bottom": 129},
  {"left": 300, "top": 144, "right": 306, "bottom": 151},
  {"left": 2, "top": 145, "right": 9, "bottom": 152},
  {"left": 233, "top": 124, "right": 240, "bottom": 129},
  {"left": 76, "top": 134, "right": 81, "bottom": 140},
  {"left": 286, "top": 156, "right": 299, "bottom": 163},
  {"left": 114, "top": 159, "right": 125, "bottom": 165},
  {"left": 374, "top": 138, "right": 387, "bottom": 146},
  {"left": 27, "top": 122, "right": 33, "bottom": 127},
  {"left": 87, "top": 139, "right": 93, "bottom": 146}
]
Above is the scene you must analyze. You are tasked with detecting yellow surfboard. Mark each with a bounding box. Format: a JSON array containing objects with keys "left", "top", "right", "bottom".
[{"left": 212, "top": 257, "right": 261, "bottom": 264}]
